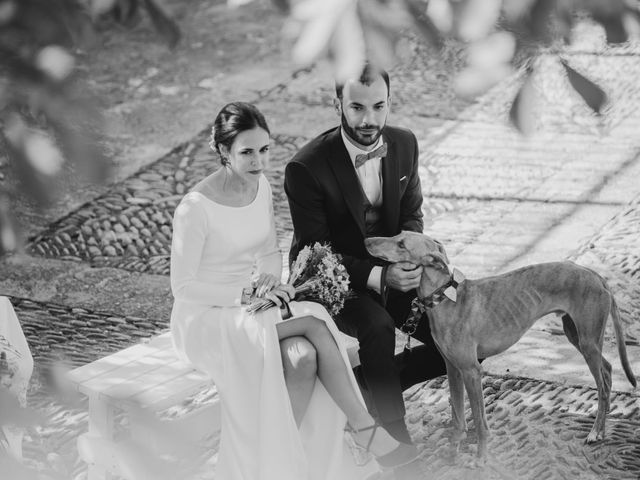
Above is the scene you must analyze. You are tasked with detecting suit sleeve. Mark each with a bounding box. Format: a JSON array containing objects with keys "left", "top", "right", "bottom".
[
  {"left": 285, "top": 161, "right": 376, "bottom": 291},
  {"left": 398, "top": 132, "right": 424, "bottom": 233}
]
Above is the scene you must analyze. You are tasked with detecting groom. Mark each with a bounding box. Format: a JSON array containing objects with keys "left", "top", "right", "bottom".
[{"left": 285, "top": 64, "right": 447, "bottom": 446}]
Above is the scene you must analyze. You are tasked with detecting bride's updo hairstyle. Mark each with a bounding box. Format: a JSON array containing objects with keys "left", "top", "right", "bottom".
[{"left": 209, "top": 102, "right": 270, "bottom": 166}]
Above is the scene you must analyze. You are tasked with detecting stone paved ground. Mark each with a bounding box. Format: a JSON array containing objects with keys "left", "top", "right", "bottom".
[
  {"left": 406, "top": 377, "right": 640, "bottom": 480},
  {"left": 1, "top": 10, "right": 640, "bottom": 480}
]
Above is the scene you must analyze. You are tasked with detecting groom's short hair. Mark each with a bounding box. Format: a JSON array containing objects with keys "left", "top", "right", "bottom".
[{"left": 335, "top": 63, "right": 390, "bottom": 101}]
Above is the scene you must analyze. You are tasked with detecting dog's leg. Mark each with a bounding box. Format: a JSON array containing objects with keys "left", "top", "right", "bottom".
[
  {"left": 581, "top": 341, "right": 608, "bottom": 443},
  {"left": 563, "top": 312, "right": 613, "bottom": 415},
  {"left": 568, "top": 301, "right": 609, "bottom": 443},
  {"left": 445, "top": 358, "right": 467, "bottom": 450},
  {"left": 561, "top": 313, "right": 580, "bottom": 350},
  {"left": 601, "top": 356, "right": 612, "bottom": 413},
  {"left": 460, "top": 361, "right": 489, "bottom": 463},
  {"left": 567, "top": 293, "right": 613, "bottom": 444}
]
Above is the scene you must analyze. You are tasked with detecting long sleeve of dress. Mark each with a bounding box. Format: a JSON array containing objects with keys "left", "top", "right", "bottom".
[
  {"left": 255, "top": 181, "right": 282, "bottom": 279},
  {"left": 170, "top": 197, "right": 244, "bottom": 306}
]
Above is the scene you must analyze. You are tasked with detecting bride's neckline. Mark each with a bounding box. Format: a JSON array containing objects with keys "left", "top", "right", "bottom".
[{"left": 192, "top": 175, "right": 262, "bottom": 208}]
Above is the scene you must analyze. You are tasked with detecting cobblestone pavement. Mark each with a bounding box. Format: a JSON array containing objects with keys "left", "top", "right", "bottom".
[
  {"left": 10, "top": 298, "right": 172, "bottom": 479},
  {"left": 3, "top": 21, "right": 640, "bottom": 480},
  {"left": 406, "top": 377, "right": 640, "bottom": 480},
  {"left": 26, "top": 50, "right": 640, "bottom": 281},
  {"left": 13, "top": 297, "right": 640, "bottom": 480},
  {"left": 421, "top": 52, "right": 640, "bottom": 277},
  {"left": 25, "top": 133, "right": 305, "bottom": 275},
  {"left": 571, "top": 193, "right": 640, "bottom": 342}
]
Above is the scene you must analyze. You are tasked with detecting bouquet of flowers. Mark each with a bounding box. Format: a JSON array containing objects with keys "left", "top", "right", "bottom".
[{"left": 247, "top": 242, "right": 351, "bottom": 317}]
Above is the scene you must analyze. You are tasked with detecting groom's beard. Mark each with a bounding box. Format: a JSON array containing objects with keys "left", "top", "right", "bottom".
[{"left": 341, "top": 112, "right": 383, "bottom": 147}]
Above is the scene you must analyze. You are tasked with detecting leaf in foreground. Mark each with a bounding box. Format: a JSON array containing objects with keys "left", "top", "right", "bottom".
[{"left": 561, "top": 59, "right": 607, "bottom": 114}]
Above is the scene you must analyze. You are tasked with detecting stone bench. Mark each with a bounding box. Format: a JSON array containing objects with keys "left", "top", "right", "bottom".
[{"left": 68, "top": 330, "right": 363, "bottom": 480}]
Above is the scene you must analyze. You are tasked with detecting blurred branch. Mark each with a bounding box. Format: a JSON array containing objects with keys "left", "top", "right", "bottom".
[
  {"left": 258, "top": 0, "right": 639, "bottom": 133},
  {"left": 0, "top": 0, "right": 181, "bottom": 255},
  {"left": 2, "top": 0, "right": 639, "bottom": 256},
  {"left": 142, "top": 0, "right": 180, "bottom": 48},
  {"left": 403, "top": 0, "right": 443, "bottom": 48}
]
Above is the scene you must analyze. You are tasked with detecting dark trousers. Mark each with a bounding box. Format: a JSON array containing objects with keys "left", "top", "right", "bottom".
[{"left": 335, "top": 288, "right": 447, "bottom": 442}]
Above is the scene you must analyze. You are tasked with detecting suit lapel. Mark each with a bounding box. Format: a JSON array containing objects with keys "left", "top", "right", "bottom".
[
  {"left": 327, "top": 129, "right": 366, "bottom": 236},
  {"left": 381, "top": 131, "right": 399, "bottom": 235}
]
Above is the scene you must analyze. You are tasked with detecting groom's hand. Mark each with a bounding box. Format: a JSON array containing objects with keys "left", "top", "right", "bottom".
[{"left": 385, "top": 262, "right": 422, "bottom": 292}]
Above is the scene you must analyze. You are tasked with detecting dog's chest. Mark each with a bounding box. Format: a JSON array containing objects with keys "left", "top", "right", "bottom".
[{"left": 427, "top": 303, "right": 465, "bottom": 345}]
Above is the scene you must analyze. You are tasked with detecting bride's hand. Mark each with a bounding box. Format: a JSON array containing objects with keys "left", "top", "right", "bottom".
[
  {"left": 265, "top": 283, "right": 295, "bottom": 308},
  {"left": 252, "top": 273, "right": 282, "bottom": 298}
]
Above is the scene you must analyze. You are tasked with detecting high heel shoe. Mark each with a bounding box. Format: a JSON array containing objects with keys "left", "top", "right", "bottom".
[{"left": 345, "top": 423, "right": 419, "bottom": 469}]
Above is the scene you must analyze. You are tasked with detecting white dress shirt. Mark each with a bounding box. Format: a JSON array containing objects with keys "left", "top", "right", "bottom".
[{"left": 340, "top": 128, "right": 385, "bottom": 294}]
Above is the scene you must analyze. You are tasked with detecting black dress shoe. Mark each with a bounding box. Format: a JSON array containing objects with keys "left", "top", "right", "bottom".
[{"left": 382, "top": 419, "right": 413, "bottom": 444}]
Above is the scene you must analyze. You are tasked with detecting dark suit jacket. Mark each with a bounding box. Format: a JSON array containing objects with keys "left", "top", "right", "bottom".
[{"left": 285, "top": 125, "right": 424, "bottom": 292}]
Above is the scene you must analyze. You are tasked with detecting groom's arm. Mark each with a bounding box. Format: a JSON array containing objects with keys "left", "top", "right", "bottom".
[
  {"left": 398, "top": 131, "right": 424, "bottom": 233},
  {"left": 285, "top": 161, "right": 377, "bottom": 291}
]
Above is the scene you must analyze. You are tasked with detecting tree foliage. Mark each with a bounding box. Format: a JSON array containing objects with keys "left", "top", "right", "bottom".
[
  {"left": 0, "top": 0, "right": 179, "bottom": 255},
  {"left": 270, "top": 0, "right": 639, "bottom": 130},
  {"left": 0, "top": 0, "right": 639, "bottom": 255}
]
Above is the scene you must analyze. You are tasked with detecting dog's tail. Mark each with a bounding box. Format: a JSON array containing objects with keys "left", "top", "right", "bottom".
[{"left": 609, "top": 294, "right": 637, "bottom": 388}]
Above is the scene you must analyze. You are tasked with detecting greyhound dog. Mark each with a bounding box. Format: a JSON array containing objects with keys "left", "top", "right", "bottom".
[{"left": 365, "top": 231, "right": 637, "bottom": 462}]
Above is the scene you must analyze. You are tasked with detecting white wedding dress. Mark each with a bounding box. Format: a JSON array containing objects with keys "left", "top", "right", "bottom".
[{"left": 170, "top": 175, "right": 377, "bottom": 480}]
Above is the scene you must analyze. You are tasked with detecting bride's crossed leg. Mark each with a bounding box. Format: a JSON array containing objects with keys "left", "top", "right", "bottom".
[
  {"left": 276, "top": 313, "right": 410, "bottom": 462},
  {"left": 280, "top": 335, "right": 317, "bottom": 426}
]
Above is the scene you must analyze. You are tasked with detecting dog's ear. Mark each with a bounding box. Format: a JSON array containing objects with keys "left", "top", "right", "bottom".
[
  {"left": 426, "top": 252, "right": 448, "bottom": 270},
  {"left": 433, "top": 239, "right": 449, "bottom": 264}
]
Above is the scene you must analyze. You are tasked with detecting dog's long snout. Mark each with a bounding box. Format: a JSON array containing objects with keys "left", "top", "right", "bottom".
[
  {"left": 364, "top": 237, "right": 386, "bottom": 258},
  {"left": 365, "top": 236, "right": 408, "bottom": 263},
  {"left": 366, "top": 232, "right": 451, "bottom": 268}
]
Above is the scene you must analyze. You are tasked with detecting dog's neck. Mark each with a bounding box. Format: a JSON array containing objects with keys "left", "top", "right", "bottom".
[
  {"left": 418, "top": 265, "right": 452, "bottom": 298},
  {"left": 418, "top": 265, "right": 465, "bottom": 306}
]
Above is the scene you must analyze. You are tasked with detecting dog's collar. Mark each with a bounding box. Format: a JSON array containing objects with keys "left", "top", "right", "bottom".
[
  {"left": 418, "top": 267, "right": 465, "bottom": 309},
  {"left": 400, "top": 268, "right": 465, "bottom": 350}
]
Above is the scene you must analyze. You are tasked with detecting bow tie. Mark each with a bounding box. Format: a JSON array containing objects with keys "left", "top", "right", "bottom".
[{"left": 354, "top": 143, "right": 387, "bottom": 169}]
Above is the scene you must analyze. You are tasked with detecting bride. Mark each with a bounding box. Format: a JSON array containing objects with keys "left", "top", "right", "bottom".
[{"left": 169, "top": 102, "right": 418, "bottom": 479}]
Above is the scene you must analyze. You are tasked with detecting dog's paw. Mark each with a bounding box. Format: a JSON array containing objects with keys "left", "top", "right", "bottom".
[
  {"left": 585, "top": 430, "right": 604, "bottom": 444},
  {"left": 473, "top": 455, "right": 488, "bottom": 469},
  {"left": 449, "top": 428, "right": 467, "bottom": 444}
]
